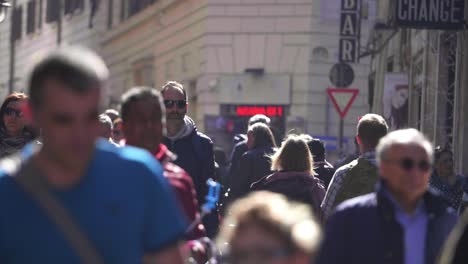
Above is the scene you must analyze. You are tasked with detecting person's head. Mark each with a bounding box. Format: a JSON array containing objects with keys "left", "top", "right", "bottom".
[
  {"left": 98, "top": 113, "right": 112, "bottom": 139},
  {"left": 217, "top": 191, "right": 322, "bottom": 264},
  {"left": 112, "top": 118, "right": 124, "bottom": 143},
  {"left": 28, "top": 46, "right": 108, "bottom": 167},
  {"left": 0, "top": 92, "right": 29, "bottom": 137},
  {"left": 160, "top": 81, "right": 187, "bottom": 122},
  {"left": 356, "top": 113, "right": 388, "bottom": 152},
  {"left": 434, "top": 146, "right": 454, "bottom": 179},
  {"left": 301, "top": 135, "right": 326, "bottom": 162},
  {"left": 121, "top": 87, "right": 165, "bottom": 152},
  {"left": 248, "top": 114, "right": 271, "bottom": 127},
  {"left": 104, "top": 108, "right": 119, "bottom": 123},
  {"left": 247, "top": 123, "right": 277, "bottom": 150},
  {"left": 271, "top": 135, "right": 314, "bottom": 175},
  {"left": 376, "top": 128, "right": 433, "bottom": 206}
]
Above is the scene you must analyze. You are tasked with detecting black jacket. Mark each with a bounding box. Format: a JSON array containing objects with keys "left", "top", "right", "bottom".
[
  {"left": 251, "top": 171, "right": 326, "bottom": 220},
  {"left": 229, "top": 146, "right": 276, "bottom": 202}
]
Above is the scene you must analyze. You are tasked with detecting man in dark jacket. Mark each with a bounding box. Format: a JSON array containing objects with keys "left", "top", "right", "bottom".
[
  {"left": 121, "top": 87, "right": 205, "bottom": 240},
  {"left": 161, "top": 81, "right": 217, "bottom": 236},
  {"left": 317, "top": 129, "right": 458, "bottom": 264},
  {"left": 302, "top": 135, "right": 335, "bottom": 189}
]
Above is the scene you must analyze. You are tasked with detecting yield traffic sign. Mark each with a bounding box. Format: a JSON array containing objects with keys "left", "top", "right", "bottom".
[{"left": 327, "top": 88, "right": 359, "bottom": 119}]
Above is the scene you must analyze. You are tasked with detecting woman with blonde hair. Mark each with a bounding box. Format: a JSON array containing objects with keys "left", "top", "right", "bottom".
[
  {"left": 217, "top": 191, "right": 322, "bottom": 264},
  {"left": 251, "top": 135, "right": 325, "bottom": 220}
]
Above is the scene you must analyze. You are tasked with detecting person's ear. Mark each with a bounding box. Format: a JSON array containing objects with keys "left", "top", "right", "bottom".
[{"left": 355, "top": 135, "right": 361, "bottom": 145}]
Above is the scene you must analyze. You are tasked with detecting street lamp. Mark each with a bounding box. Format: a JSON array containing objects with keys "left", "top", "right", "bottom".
[{"left": 0, "top": 0, "right": 11, "bottom": 23}]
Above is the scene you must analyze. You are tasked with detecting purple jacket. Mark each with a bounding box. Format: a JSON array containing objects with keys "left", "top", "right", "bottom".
[{"left": 251, "top": 171, "right": 326, "bottom": 220}]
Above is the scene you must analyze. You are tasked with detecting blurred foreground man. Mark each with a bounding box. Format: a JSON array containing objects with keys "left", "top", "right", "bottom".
[
  {"left": 317, "top": 129, "right": 457, "bottom": 264},
  {"left": 0, "top": 47, "right": 186, "bottom": 263}
]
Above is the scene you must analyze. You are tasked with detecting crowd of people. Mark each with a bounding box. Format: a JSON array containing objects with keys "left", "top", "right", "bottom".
[{"left": 0, "top": 46, "right": 467, "bottom": 264}]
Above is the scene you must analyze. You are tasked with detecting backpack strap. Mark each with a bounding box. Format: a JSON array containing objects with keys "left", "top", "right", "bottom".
[{"left": 3, "top": 154, "right": 104, "bottom": 264}]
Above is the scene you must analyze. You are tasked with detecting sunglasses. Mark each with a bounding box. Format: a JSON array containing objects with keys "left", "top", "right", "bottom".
[
  {"left": 164, "top": 100, "right": 186, "bottom": 109},
  {"left": 387, "top": 157, "right": 432, "bottom": 172},
  {"left": 4, "top": 107, "right": 22, "bottom": 118}
]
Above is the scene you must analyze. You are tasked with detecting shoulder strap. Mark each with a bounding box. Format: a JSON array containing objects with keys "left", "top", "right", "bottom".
[{"left": 5, "top": 155, "right": 104, "bottom": 264}]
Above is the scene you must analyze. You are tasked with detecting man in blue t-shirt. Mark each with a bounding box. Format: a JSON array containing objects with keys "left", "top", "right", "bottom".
[{"left": 0, "top": 47, "right": 187, "bottom": 263}]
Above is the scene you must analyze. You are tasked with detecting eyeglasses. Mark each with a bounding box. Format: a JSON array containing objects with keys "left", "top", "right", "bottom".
[
  {"left": 387, "top": 157, "right": 432, "bottom": 172},
  {"left": 164, "top": 100, "right": 186, "bottom": 109},
  {"left": 4, "top": 107, "right": 22, "bottom": 118}
]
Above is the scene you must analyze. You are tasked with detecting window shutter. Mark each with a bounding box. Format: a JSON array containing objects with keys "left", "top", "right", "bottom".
[
  {"left": 37, "top": 0, "right": 43, "bottom": 29},
  {"left": 11, "top": 6, "right": 23, "bottom": 41},
  {"left": 27, "top": 1, "right": 36, "bottom": 34},
  {"left": 46, "top": 0, "right": 59, "bottom": 23},
  {"left": 64, "top": 0, "right": 73, "bottom": 14}
]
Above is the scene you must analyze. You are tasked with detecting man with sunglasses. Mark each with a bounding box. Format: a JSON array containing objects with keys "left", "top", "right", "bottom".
[
  {"left": 317, "top": 128, "right": 457, "bottom": 264},
  {"left": 161, "top": 81, "right": 217, "bottom": 236}
]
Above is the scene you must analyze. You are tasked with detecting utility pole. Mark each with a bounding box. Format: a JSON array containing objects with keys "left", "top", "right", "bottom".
[{"left": 8, "top": 0, "right": 16, "bottom": 94}]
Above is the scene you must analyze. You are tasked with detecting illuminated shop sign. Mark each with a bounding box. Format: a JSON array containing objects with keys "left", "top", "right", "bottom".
[
  {"left": 396, "top": 0, "right": 465, "bottom": 29},
  {"left": 235, "top": 106, "right": 284, "bottom": 117}
]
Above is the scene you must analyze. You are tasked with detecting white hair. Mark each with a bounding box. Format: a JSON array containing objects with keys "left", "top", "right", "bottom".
[
  {"left": 98, "top": 114, "right": 113, "bottom": 130},
  {"left": 376, "top": 128, "right": 433, "bottom": 165}
]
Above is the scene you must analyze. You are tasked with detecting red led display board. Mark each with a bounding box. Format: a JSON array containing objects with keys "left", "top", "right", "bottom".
[{"left": 236, "top": 106, "right": 284, "bottom": 117}]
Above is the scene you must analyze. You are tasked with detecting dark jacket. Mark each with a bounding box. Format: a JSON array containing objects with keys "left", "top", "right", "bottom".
[
  {"left": 155, "top": 144, "right": 205, "bottom": 240},
  {"left": 317, "top": 181, "right": 458, "bottom": 264},
  {"left": 314, "top": 161, "right": 335, "bottom": 189},
  {"left": 251, "top": 171, "right": 326, "bottom": 220},
  {"left": 163, "top": 126, "right": 214, "bottom": 205},
  {"left": 229, "top": 146, "right": 276, "bottom": 202}
]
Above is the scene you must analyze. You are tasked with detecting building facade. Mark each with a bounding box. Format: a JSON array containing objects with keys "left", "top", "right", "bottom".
[
  {"left": 367, "top": 0, "right": 468, "bottom": 175},
  {"left": 101, "top": 0, "right": 374, "bottom": 156},
  {"left": 0, "top": 0, "right": 375, "bottom": 158},
  {"left": 0, "top": 0, "right": 107, "bottom": 99}
]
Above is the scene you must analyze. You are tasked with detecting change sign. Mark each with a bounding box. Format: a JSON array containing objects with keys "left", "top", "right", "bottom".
[{"left": 396, "top": 0, "right": 465, "bottom": 29}]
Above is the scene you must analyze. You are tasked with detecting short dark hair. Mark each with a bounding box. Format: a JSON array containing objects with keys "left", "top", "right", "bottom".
[
  {"left": 160, "top": 81, "right": 187, "bottom": 100},
  {"left": 28, "top": 46, "right": 109, "bottom": 109},
  {"left": 357, "top": 114, "right": 388, "bottom": 149},
  {"left": 307, "top": 138, "right": 326, "bottom": 162},
  {"left": 434, "top": 146, "right": 452, "bottom": 162},
  {"left": 120, "top": 87, "right": 164, "bottom": 122}
]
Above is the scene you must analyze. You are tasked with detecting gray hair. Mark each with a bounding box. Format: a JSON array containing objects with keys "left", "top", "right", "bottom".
[
  {"left": 376, "top": 128, "right": 434, "bottom": 165},
  {"left": 28, "top": 46, "right": 109, "bottom": 109},
  {"left": 98, "top": 114, "right": 113, "bottom": 130}
]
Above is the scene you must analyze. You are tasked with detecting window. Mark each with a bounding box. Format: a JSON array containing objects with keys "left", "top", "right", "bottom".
[
  {"left": 107, "top": 0, "right": 113, "bottom": 29},
  {"left": 27, "top": 1, "right": 36, "bottom": 34},
  {"left": 64, "top": 0, "right": 84, "bottom": 15},
  {"left": 11, "top": 6, "right": 22, "bottom": 41},
  {"left": 46, "top": 0, "right": 59, "bottom": 23},
  {"left": 37, "top": 0, "right": 43, "bottom": 29},
  {"left": 125, "top": 0, "right": 156, "bottom": 18}
]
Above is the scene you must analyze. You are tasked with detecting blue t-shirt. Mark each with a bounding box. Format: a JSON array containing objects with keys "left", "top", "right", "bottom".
[{"left": 0, "top": 140, "right": 187, "bottom": 263}]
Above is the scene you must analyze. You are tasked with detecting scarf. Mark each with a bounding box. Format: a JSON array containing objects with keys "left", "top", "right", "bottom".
[{"left": 0, "top": 128, "right": 33, "bottom": 158}]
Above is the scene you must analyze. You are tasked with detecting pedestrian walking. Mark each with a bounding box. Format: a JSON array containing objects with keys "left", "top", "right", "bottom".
[
  {"left": 317, "top": 128, "right": 458, "bottom": 264},
  {"left": 251, "top": 135, "right": 326, "bottom": 221},
  {"left": 0, "top": 47, "right": 187, "bottom": 263}
]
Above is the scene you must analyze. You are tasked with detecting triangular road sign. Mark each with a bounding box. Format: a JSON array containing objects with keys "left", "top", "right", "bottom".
[{"left": 327, "top": 88, "right": 359, "bottom": 119}]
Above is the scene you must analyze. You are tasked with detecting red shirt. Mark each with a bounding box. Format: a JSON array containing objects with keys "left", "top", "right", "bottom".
[{"left": 154, "top": 144, "right": 205, "bottom": 239}]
